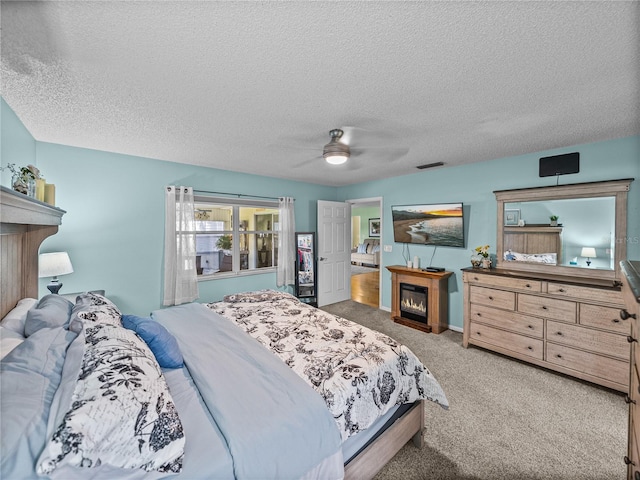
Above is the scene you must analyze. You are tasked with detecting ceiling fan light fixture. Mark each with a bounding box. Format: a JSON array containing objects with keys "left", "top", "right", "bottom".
[
  {"left": 324, "top": 152, "right": 349, "bottom": 165},
  {"left": 323, "top": 128, "right": 350, "bottom": 165}
]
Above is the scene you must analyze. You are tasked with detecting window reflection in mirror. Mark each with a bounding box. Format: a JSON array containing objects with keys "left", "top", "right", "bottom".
[{"left": 504, "top": 197, "right": 616, "bottom": 270}]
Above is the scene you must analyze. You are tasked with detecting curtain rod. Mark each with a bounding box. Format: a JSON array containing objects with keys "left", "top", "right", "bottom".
[{"left": 192, "top": 189, "right": 293, "bottom": 201}]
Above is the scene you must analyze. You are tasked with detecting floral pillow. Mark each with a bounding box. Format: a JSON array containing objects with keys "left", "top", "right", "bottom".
[
  {"left": 37, "top": 321, "right": 185, "bottom": 475},
  {"left": 72, "top": 292, "right": 122, "bottom": 326},
  {"left": 223, "top": 290, "right": 297, "bottom": 303}
]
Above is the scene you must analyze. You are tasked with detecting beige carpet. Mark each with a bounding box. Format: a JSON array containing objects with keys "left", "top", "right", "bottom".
[{"left": 321, "top": 300, "right": 627, "bottom": 480}]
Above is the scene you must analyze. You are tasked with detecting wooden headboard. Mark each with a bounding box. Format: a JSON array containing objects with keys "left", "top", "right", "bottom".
[
  {"left": 503, "top": 225, "right": 563, "bottom": 264},
  {"left": 0, "top": 186, "right": 66, "bottom": 318}
]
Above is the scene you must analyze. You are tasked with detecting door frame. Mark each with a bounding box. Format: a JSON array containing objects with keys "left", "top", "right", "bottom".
[{"left": 348, "top": 196, "right": 383, "bottom": 308}]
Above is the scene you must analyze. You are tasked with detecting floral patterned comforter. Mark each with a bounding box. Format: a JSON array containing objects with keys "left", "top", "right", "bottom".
[{"left": 207, "top": 290, "right": 448, "bottom": 441}]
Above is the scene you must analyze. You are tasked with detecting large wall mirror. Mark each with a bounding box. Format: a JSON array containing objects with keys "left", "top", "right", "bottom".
[{"left": 495, "top": 179, "right": 633, "bottom": 283}]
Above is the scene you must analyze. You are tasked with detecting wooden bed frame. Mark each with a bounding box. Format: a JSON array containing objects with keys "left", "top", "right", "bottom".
[
  {"left": 0, "top": 186, "right": 65, "bottom": 319},
  {"left": 0, "top": 185, "right": 425, "bottom": 480}
]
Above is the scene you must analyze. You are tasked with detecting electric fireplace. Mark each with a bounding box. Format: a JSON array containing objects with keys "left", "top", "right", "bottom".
[{"left": 399, "top": 283, "right": 428, "bottom": 324}]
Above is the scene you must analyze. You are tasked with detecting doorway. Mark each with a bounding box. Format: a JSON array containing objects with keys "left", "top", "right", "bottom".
[{"left": 349, "top": 197, "right": 382, "bottom": 308}]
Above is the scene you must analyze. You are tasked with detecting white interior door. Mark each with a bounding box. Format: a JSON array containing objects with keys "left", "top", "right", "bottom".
[{"left": 317, "top": 200, "right": 351, "bottom": 307}]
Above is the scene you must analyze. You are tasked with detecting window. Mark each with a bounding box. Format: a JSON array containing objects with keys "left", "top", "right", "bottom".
[{"left": 194, "top": 197, "right": 279, "bottom": 277}]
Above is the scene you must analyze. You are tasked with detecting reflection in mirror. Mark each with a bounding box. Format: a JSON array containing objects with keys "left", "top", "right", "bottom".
[
  {"left": 495, "top": 179, "right": 632, "bottom": 282},
  {"left": 504, "top": 197, "right": 615, "bottom": 271},
  {"left": 296, "top": 232, "right": 315, "bottom": 298}
]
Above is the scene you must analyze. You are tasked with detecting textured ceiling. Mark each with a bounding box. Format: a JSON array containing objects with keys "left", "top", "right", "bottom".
[{"left": 1, "top": 1, "right": 638, "bottom": 187}]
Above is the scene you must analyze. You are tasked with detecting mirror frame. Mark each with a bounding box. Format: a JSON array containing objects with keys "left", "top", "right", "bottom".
[{"left": 495, "top": 179, "right": 633, "bottom": 282}]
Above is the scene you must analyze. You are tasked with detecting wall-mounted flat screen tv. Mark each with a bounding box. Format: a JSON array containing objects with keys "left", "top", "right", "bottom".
[{"left": 391, "top": 203, "right": 465, "bottom": 247}]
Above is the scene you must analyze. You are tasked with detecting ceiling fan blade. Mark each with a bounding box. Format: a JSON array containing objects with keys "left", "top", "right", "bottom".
[{"left": 350, "top": 146, "right": 409, "bottom": 161}]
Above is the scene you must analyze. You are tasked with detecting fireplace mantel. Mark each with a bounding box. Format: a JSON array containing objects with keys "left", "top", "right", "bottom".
[{"left": 386, "top": 265, "right": 453, "bottom": 333}]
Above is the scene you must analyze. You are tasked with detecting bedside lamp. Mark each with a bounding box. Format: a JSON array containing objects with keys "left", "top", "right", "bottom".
[
  {"left": 39, "top": 252, "right": 74, "bottom": 294},
  {"left": 580, "top": 247, "right": 596, "bottom": 267}
]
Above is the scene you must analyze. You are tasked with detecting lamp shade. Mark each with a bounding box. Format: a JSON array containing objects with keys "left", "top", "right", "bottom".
[
  {"left": 39, "top": 252, "right": 74, "bottom": 278},
  {"left": 580, "top": 247, "right": 597, "bottom": 258}
]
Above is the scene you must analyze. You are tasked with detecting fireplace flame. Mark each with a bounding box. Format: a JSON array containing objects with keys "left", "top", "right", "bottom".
[{"left": 401, "top": 297, "right": 426, "bottom": 314}]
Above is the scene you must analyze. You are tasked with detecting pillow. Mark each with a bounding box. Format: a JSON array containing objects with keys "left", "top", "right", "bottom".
[
  {"left": 122, "top": 314, "right": 184, "bottom": 369},
  {"left": 0, "top": 326, "right": 25, "bottom": 359},
  {"left": 24, "top": 295, "right": 74, "bottom": 337},
  {"left": 223, "top": 290, "right": 297, "bottom": 303},
  {"left": 356, "top": 243, "right": 367, "bottom": 254},
  {"left": 1, "top": 298, "right": 38, "bottom": 336},
  {"left": 1, "top": 326, "right": 78, "bottom": 479},
  {"left": 37, "top": 321, "right": 185, "bottom": 475},
  {"left": 504, "top": 250, "right": 557, "bottom": 264},
  {"left": 72, "top": 292, "right": 122, "bottom": 326}
]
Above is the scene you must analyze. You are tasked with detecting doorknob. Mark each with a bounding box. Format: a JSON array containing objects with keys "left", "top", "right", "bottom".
[{"left": 319, "top": 257, "right": 327, "bottom": 261}]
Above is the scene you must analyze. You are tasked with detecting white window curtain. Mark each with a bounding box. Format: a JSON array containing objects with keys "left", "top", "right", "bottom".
[
  {"left": 163, "top": 186, "right": 199, "bottom": 306},
  {"left": 277, "top": 196, "right": 296, "bottom": 287}
]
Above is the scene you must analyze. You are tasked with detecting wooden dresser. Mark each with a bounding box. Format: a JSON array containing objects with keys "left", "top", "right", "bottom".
[
  {"left": 622, "top": 260, "right": 640, "bottom": 479},
  {"left": 462, "top": 267, "right": 629, "bottom": 392}
]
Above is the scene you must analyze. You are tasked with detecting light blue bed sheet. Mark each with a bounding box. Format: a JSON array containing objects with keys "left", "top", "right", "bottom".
[{"left": 152, "top": 303, "right": 343, "bottom": 480}]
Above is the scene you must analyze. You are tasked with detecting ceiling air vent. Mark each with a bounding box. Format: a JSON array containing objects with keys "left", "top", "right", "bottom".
[{"left": 416, "top": 162, "right": 444, "bottom": 170}]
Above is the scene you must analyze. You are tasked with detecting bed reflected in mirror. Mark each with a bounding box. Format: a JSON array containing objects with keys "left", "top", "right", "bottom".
[
  {"left": 503, "top": 196, "right": 615, "bottom": 270},
  {"left": 494, "top": 179, "right": 632, "bottom": 282}
]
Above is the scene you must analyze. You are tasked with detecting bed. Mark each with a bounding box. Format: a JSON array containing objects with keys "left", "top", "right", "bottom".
[{"left": 0, "top": 186, "right": 448, "bottom": 479}]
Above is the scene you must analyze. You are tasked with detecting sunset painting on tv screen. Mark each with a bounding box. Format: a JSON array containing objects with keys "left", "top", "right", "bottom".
[{"left": 391, "top": 203, "right": 464, "bottom": 247}]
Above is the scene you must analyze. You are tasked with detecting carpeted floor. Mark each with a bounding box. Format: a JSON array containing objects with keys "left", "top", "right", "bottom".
[{"left": 321, "top": 300, "right": 627, "bottom": 480}]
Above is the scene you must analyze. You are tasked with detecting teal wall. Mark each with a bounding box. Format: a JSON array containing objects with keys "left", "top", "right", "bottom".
[
  {"left": 2, "top": 98, "right": 639, "bottom": 327},
  {"left": 339, "top": 137, "right": 640, "bottom": 329},
  {"left": 1, "top": 99, "right": 36, "bottom": 185},
  {"left": 352, "top": 205, "right": 381, "bottom": 244}
]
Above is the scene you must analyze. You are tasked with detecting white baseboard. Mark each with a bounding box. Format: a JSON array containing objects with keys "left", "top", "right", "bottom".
[{"left": 379, "top": 305, "right": 391, "bottom": 312}]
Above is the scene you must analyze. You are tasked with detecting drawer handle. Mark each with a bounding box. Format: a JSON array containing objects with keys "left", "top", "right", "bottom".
[
  {"left": 558, "top": 288, "right": 566, "bottom": 292},
  {"left": 556, "top": 331, "right": 563, "bottom": 336},
  {"left": 556, "top": 354, "right": 562, "bottom": 359},
  {"left": 625, "top": 395, "right": 637, "bottom": 405},
  {"left": 628, "top": 336, "right": 638, "bottom": 343},
  {"left": 527, "top": 325, "right": 534, "bottom": 329},
  {"left": 488, "top": 296, "right": 494, "bottom": 300},
  {"left": 525, "top": 284, "right": 531, "bottom": 288},
  {"left": 527, "top": 346, "right": 533, "bottom": 350},
  {"left": 542, "top": 306, "right": 548, "bottom": 310},
  {"left": 621, "top": 309, "right": 638, "bottom": 320},
  {"left": 624, "top": 456, "right": 635, "bottom": 466},
  {"left": 612, "top": 318, "right": 620, "bottom": 324},
  {"left": 476, "top": 312, "right": 482, "bottom": 317}
]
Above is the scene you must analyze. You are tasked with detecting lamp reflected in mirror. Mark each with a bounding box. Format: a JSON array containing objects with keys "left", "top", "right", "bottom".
[
  {"left": 580, "top": 247, "right": 596, "bottom": 267},
  {"left": 39, "top": 252, "right": 74, "bottom": 294}
]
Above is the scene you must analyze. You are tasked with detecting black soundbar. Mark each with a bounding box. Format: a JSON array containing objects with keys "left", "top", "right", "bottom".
[{"left": 423, "top": 267, "right": 444, "bottom": 272}]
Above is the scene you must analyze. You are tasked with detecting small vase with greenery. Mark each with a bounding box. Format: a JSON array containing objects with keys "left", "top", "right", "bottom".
[{"left": 549, "top": 215, "right": 559, "bottom": 226}]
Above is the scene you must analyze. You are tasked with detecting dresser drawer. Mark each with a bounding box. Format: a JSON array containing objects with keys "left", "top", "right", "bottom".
[
  {"left": 518, "top": 294, "right": 576, "bottom": 323},
  {"left": 546, "top": 342, "right": 628, "bottom": 386},
  {"left": 469, "top": 286, "right": 515, "bottom": 310},
  {"left": 470, "top": 304, "right": 543, "bottom": 338},
  {"left": 470, "top": 323, "right": 543, "bottom": 360},
  {"left": 464, "top": 272, "right": 541, "bottom": 292},
  {"left": 547, "top": 282, "right": 623, "bottom": 305},
  {"left": 580, "top": 303, "right": 630, "bottom": 335},
  {"left": 547, "top": 320, "right": 629, "bottom": 360}
]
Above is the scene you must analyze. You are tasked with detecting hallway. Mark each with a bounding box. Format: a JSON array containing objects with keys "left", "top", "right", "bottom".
[{"left": 350, "top": 269, "right": 379, "bottom": 308}]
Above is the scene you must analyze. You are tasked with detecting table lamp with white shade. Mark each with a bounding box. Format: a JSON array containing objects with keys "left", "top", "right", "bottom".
[
  {"left": 39, "top": 252, "right": 74, "bottom": 294},
  {"left": 580, "top": 247, "right": 597, "bottom": 267}
]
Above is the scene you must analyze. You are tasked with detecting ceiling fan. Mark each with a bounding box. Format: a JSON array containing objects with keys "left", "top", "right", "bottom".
[
  {"left": 279, "top": 124, "right": 410, "bottom": 169},
  {"left": 323, "top": 129, "right": 350, "bottom": 165}
]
